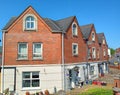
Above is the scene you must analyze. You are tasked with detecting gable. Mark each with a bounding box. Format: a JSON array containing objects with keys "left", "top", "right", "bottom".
[
  {"left": 89, "top": 25, "right": 99, "bottom": 43},
  {"left": 97, "top": 33, "right": 107, "bottom": 45},
  {"left": 3, "top": 6, "right": 52, "bottom": 32},
  {"left": 80, "top": 24, "right": 93, "bottom": 40}
]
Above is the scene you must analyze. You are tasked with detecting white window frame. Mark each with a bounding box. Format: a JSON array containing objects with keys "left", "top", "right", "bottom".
[
  {"left": 103, "top": 49, "right": 106, "bottom": 57},
  {"left": 92, "top": 47, "right": 96, "bottom": 59},
  {"left": 90, "top": 66, "right": 95, "bottom": 75},
  {"left": 33, "top": 43, "right": 43, "bottom": 59},
  {"left": 97, "top": 50, "right": 100, "bottom": 59},
  {"left": 22, "top": 71, "right": 40, "bottom": 88},
  {"left": 72, "top": 43, "right": 78, "bottom": 56},
  {"left": 88, "top": 48, "right": 91, "bottom": 59},
  {"left": 103, "top": 39, "right": 105, "bottom": 44},
  {"left": 23, "top": 14, "right": 37, "bottom": 31},
  {"left": 18, "top": 43, "right": 28, "bottom": 60},
  {"left": 92, "top": 32, "right": 95, "bottom": 41},
  {"left": 72, "top": 23, "right": 78, "bottom": 36}
]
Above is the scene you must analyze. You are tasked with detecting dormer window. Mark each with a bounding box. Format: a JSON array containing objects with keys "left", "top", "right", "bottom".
[
  {"left": 72, "top": 23, "right": 78, "bottom": 36},
  {"left": 92, "top": 32, "right": 95, "bottom": 41},
  {"left": 23, "top": 14, "right": 37, "bottom": 31}
]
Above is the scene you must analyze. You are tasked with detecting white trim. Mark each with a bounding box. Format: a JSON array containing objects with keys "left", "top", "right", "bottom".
[
  {"left": 92, "top": 31, "right": 95, "bottom": 41},
  {"left": 62, "top": 33, "right": 65, "bottom": 90},
  {"left": 1, "top": 31, "right": 5, "bottom": 93},
  {"left": 72, "top": 22, "right": 78, "bottom": 36},
  {"left": 103, "top": 49, "right": 106, "bottom": 57},
  {"left": 3, "top": 61, "right": 102, "bottom": 68},
  {"left": 22, "top": 71, "right": 40, "bottom": 88},
  {"left": 33, "top": 43, "right": 43, "bottom": 60},
  {"left": 18, "top": 42, "right": 28, "bottom": 60},
  {"left": 72, "top": 43, "right": 78, "bottom": 56},
  {"left": 23, "top": 14, "right": 37, "bottom": 31},
  {"left": 92, "top": 47, "right": 96, "bottom": 59}
]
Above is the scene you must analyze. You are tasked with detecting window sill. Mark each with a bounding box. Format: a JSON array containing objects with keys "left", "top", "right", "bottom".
[
  {"left": 16, "top": 59, "right": 29, "bottom": 61},
  {"left": 24, "top": 29, "right": 37, "bottom": 32},
  {"left": 32, "top": 58, "right": 43, "bottom": 61},
  {"left": 73, "top": 54, "right": 78, "bottom": 57},
  {"left": 73, "top": 35, "right": 78, "bottom": 37},
  {"left": 21, "top": 87, "right": 41, "bottom": 91}
]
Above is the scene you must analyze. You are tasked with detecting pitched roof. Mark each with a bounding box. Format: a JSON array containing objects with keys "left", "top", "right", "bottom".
[
  {"left": 97, "top": 33, "right": 104, "bottom": 44},
  {"left": 3, "top": 17, "right": 17, "bottom": 30},
  {"left": 80, "top": 24, "right": 93, "bottom": 40},
  {"left": 43, "top": 18, "right": 62, "bottom": 32},
  {"left": 56, "top": 16, "right": 75, "bottom": 32},
  {"left": 3, "top": 9, "right": 75, "bottom": 33}
]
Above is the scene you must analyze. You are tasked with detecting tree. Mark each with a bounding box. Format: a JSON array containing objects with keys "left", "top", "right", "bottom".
[{"left": 110, "top": 48, "right": 115, "bottom": 56}]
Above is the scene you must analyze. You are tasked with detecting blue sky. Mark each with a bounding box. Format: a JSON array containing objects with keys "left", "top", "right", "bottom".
[{"left": 0, "top": 0, "right": 120, "bottom": 49}]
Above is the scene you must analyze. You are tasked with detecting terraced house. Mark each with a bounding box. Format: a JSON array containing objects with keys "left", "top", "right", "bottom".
[
  {"left": 81, "top": 24, "right": 108, "bottom": 79},
  {"left": 1, "top": 6, "right": 108, "bottom": 94}
]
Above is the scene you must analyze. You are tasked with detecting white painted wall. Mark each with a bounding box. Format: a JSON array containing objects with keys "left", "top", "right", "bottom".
[
  {"left": 3, "top": 62, "right": 100, "bottom": 95},
  {"left": 4, "top": 65, "right": 63, "bottom": 95},
  {"left": 89, "top": 63, "right": 99, "bottom": 80},
  {"left": 4, "top": 68, "right": 15, "bottom": 92}
]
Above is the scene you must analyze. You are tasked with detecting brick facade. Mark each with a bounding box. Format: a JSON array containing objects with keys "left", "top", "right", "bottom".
[{"left": 4, "top": 7, "right": 62, "bottom": 66}]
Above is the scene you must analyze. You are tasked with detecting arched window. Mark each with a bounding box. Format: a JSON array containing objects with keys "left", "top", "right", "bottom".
[
  {"left": 25, "top": 16, "right": 35, "bottom": 30},
  {"left": 23, "top": 14, "right": 37, "bottom": 31},
  {"left": 92, "top": 32, "right": 95, "bottom": 41},
  {"left": 72, "top": 23, "right": 77, "bottom": 36}
]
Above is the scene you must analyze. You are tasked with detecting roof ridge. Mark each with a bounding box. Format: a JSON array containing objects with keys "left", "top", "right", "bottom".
[
  {"left": 81, "top": 23, "right": 93, "bottom": 27},
  {"left": 56, "top": 16, "right": 75, "bottom": 22}
]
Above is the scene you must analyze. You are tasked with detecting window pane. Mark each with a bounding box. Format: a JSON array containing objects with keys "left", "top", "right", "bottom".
[
  {"left": 73, "top": 44, "right": 78, "bottom": 55},
  {"left": 32, "top": 72, "right": 39, "bottom": 78},
  {"left": 31, "top": 22, "right": 34, "bottom": 28},
  {"left": 23, "top": 72, "right": 30, "bottom": 78},
  {"left": 34, "top": 44, "right": 41, "bottom": 53},
  {"left": 31, "top": 16, "right": 34, "bottom": 21},
  {"left": 18, "top": 43, "right": 27, "bottom": 59},
  {"left": 26, "top": 16, "right": 31, "bottom": 21},
  {"left": 25, "top": 16, "right": 35, "bottom": 30},
  {"left": 22, "top": 72, "right": 40, "bottom": 88},
  {"left": 32, "top": 80, "right": 39, "bottom": 87},
  {"left": 73, "top": 24, "right": 77, "bottom": 35},
  {"left": 27, "top": 22, "right": 30, "bottom": 29},
  {"left": 33, "top": 43, "right": 42, "bottom": 59},
  {"left": 19, "top": 44, "right": 27, "bottom": 53},
  {"left": 23, "top": 80, "right": 30, "bottom": 87}
]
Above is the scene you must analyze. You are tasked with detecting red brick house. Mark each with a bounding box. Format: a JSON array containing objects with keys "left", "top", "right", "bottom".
[
  {"left": 81, "top": 24, "right": 100, "bottom": 61},
  {"left": 1, "top": 6, "right": 109, "bottom": 94},
  {"left": 1, "top": 6, "right": 88, "bottom": 94},
  {"left": 97, "top": 33, "right": 109, "bottom": 74},
  {"left": 81, "top": 24, "right": 101, "bottom": 79}
]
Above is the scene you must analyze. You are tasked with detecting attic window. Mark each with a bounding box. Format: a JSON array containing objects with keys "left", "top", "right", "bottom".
[
  {"left": 23, "top": 14, "right": 37, "bottom": 31},
  {"left": 103, "top": 38, "right": 105, "bottom": 44},
  {"left": 92, "top": 32, "right": 95, "bottom": 41},
  {"left": 72, "top": 23, "right": 78, "bottom": 36}
]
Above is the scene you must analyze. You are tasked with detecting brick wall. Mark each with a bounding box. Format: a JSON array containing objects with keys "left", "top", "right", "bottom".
[
  {"left": 4, "top": 7, "right": 62, "bottom": 65},
  {"left": 64, "top": 18, "right": 87, "bottom": 63}
]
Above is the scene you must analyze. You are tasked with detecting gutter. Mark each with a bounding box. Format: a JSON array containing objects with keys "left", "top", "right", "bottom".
[
  {"left": 61, "top": 32, "right": 65, "bottom": 90},
  {"left": 1, "top": 30, "right": 5, "bottom": 93}
]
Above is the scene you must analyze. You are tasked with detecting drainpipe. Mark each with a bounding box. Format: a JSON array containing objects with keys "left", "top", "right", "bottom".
[
  {"left": 62, "top": 32, "right": 65, "bottom": 91},
  {"left": 1, "top": 30, "right": 5, "bottom": 93}
]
